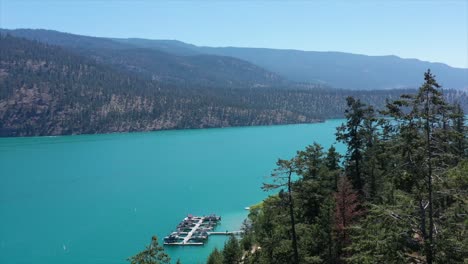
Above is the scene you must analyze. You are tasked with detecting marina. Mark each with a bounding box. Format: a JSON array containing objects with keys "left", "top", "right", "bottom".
[{"left": 163, "top": 214, "right": 242, "bottom": 246}]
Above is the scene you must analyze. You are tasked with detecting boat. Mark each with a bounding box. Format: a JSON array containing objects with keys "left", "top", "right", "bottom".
[{"left": 163, "top": 235, "right": 180, "bottom": 243}]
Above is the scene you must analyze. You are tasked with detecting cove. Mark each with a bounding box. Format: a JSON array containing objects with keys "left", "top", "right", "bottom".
[{"left": 0, "top": 119, "right": 345, "bottom": 264}]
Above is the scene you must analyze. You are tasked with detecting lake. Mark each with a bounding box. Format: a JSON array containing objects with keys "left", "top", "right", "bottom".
[{"left": 0, "top": 119, "right": 345, "bottom": 264}]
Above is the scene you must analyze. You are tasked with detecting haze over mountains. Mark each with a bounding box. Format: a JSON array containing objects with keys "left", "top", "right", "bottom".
[
  {"left": 0, "top": 29, "right": 285, "bottom": 88},
  {"left": 0, "top": 28, "right": 467, "bottom": 136},
  {"left": 115, "top": 37, "right": 468, "bottom": 90},
  {"left": 3, "top": 28, "right": 468, "bottom": 90}
]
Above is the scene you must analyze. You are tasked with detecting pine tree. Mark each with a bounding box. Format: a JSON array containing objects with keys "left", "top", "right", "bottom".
[
  {"left": 317, "top": 197, "right": 336, "bottom": 263},
  {"left": 451, "top": 103, "right": 466, "bottom": 161},
  {"left": 222, "top": 235, "right": 242, "bottom": 264},
  {"left": 326, "top": 145, "right": 342, "bottom": 191},
  {"left": 414, "top": 70, "right": 445, "bottom": 264},
  {"left": 345, "top": 205, "right": 409, "bottom": 264},
  {"left": 361, "top": 105, "right": 382, "bottom": 199},
  {"left": 333, "top": 176, "right": 361, "bottom": 261},
  {"left": 325, "top": 145, "right": 341, "bottom": 172},
  {"left": 207, "top": 248, "right": 224, "bottom": 264},
  {"left": 296, "top": 142, "right": 324, "bottom": 179},
  {"left": 382, "top": 70, "right": 465, "bottom": 263},
  {"left": 336, "top": 97, "right": 368, "bottom": 192},
  {"left": 262, "top": 159, "right": 300, "bottom": 264},
  {"left": 127, "top": 236, "right": 170, "bottom": 264}
]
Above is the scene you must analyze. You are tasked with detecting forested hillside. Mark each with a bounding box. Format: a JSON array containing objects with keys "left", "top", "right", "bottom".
[
  {"left": 1, "top": 35, "right": 468, "bottom": 137},
  {"left": 0, "top": 36, "right": 305, "bottom": 136},
  {"left": 3, "top": 29, "right": 468, "bottom": 91},
  {"left": 196, "top": 47, "right": 468, "bottom": 90},
  {"left": 112, "top": 34, "right": 468, "bottom": 90},
  {"left": 206, "top": 71, "right": 468, "bottom": 264},
  {"left": 0, "top": 29, "right": 285, "bottom": 88}
]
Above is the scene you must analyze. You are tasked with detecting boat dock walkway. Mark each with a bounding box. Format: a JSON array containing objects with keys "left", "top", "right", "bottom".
[
  {"left": 207, "top": 231, "right": 243, "bottom": 235},
  {"left": 163, "top": 214, "right": 244, "bottom": 246},
  {"left": 182, "top": 217, "right": 204, "bottom": 244}
]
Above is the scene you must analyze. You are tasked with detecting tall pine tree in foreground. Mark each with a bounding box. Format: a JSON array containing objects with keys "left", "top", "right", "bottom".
[
  {"left": 336, "top": 97, "right": 367, "bottom": 192},
  {"left": 384, "top": 70, "right": 459, "bottom": 263},
  {"left": 262, "top": 159, "right": 300, "bottom": 264}
]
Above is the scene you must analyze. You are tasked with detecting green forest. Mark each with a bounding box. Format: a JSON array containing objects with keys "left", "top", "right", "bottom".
[
  {"left": 130, "top": 71, "right": 467, "bottom": 264},
  {"left": 1, "top": 35, "right": 467, "bottom": 137}
]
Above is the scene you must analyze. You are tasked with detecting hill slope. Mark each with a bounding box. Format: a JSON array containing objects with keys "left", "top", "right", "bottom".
[
  {"left": 111, "top": 37, "right": 468, "bottom": 90},
  {"left": 6, "top": 29, "right": 467, "bottom": 91},
  {"left": 1, "top": 33, "right": 467, "bottom": 137},
  {"left": 0, "top": 36, "right": 327, "bottom": 136},
  {"left": 0, "top": 29, "right": 285, "bottom": 88}
]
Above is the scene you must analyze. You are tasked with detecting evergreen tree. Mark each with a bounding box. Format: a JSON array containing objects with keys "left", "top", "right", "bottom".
[
  {"left": 316, "top": 197, "right": 336, "bottom": 263},
  {"left": 333, "top": 176, "right": 361, "bottom": 251},
  {"left": 382, "top": 70, "right": 467, "bottom": 263},
  {"left": 418, "top": 70, "right": 442, "bottom": 264},
  {"left": 345, "top": 205, "right": 410, "bottom": 264},
  {"left": 336, "top": 97, "right": 369, "bottom": 192},
  {"left": 451, "top": 103, "right": 467, "bottom": 161},
  {"left": 325, "top": 145, "right": 342, "bottom": 191},
  {"left": 434, "top": 160, "right": 468, "bottom": 263},
  {"left": 222, "top": 235, "right": 241, "bottom": 264},
  {"left": 360, "top": 105, "right": 383, "bottom": 200},
  {"left": 325, "top": 145, "right": 341, "bottom": 171},
  {"left": 262, "top": 159, "right": 300, "bottom": 264},
  {"left": 296, "top": 142, "right": 324, "bottom": 179},
  {"left": 127, "top": 236, "right": 170, "bottom": 264},
  {"left": 207, "top": 248, "right": 223, "bottom": 264}
]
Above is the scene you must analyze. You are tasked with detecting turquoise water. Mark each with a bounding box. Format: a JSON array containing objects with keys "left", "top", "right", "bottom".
[{"left": 0, "top": 120, "right": 345, "bottom": 264}]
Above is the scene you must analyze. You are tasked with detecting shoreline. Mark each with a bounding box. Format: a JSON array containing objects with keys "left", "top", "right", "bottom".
[{"left": 0, "top": 119, "right": 337, "bottom": 139}]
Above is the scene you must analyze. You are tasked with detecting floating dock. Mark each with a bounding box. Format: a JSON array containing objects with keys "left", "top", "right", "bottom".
[{"left": 163, "top": 214, "right": 243, "bottom": 246}]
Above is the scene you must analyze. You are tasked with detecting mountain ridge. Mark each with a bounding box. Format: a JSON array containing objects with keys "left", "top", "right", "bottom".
[
  {"left": 1, "top": 30, "right": 467, "bottom": 137},
  {"left": 0, "top": 28, "right": 287, "bottom": 89},
  {"left": 3, "top": 28, "right": 467, "bottom": 90},
  {"left": 113, "top": 35, "right": 464, "bottom": 70},
  {"left": 4, "top": 35, "right": 465, "bottom": 137}
]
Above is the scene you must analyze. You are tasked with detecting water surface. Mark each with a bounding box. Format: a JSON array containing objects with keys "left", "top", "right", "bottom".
[{"left": 0, "top": 120, "right": 345, "bottom": 264}]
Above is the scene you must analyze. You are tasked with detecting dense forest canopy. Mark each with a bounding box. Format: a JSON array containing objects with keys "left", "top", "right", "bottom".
[{"left": 204, "top": 71, "right": 467, "bottom": 264}]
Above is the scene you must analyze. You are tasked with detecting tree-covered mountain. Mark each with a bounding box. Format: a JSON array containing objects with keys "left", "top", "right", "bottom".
[
  {"left": 1, "top": 33, "right": 467, "bottom": 137},
  {"left": 3, "top": 29, "right": 467, "bottom": 91},
  {"left": 195, "top": 47, "right": 468, "bottom": 90},
  {"left": 108, "top": 38, "right": 468, "bottom": 93},
  {"left": 0, "top": 35, "right": 308, "bottom": 136},
  {"left": 0, "top": 29, "right": 285, "bottom": 88},
  {"left": 112, "top": 36, "right": 468, "bottom": 90}
]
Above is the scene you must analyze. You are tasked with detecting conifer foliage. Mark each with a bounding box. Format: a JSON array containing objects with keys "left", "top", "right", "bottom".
[
  {"left": 208, "top": 70, "right": 467, "bottom": 264},
  {"left": 333, "top": 176, "right": 361, "bottom": 244},
  {"left": 128, "top": 236, "right": 170, "bottom": 264}
]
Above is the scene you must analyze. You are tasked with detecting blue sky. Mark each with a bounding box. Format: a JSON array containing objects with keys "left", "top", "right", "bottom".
[{"left": 1, "top": 0, "right": 467, "bottom": 68}]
